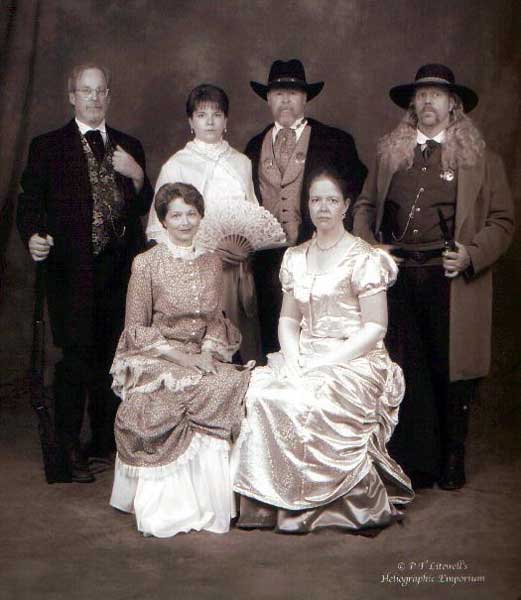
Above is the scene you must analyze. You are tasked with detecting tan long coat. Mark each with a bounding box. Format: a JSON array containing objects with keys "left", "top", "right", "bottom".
[{"left": 352, "top": 147, "right": 514, "bottom": 381}]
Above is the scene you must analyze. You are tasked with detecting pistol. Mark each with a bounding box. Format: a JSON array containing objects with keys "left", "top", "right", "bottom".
[{"left": 437, "top": 208, "right": 456, "bottom": 252}]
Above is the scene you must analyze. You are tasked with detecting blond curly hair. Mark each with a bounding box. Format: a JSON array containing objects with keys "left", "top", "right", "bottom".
[{"left": 378, "top": 94, "right": 485, "bottom": 172}]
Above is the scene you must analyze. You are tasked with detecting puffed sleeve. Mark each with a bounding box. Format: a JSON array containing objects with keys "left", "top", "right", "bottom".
[
  {"left": 279, "top": 248, "right": 294, "bottom": 294},
  {"left": 110, "top": 252, "right": 173, "bottom": 399},
  {"left": 351, "top": 248, "right": 398, "bottom": 298},
  {"left": 116, "top": 253, "right": 166, "bottom": 352}
]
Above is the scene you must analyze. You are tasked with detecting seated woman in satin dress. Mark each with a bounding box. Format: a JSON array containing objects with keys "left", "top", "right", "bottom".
[
  {"left": 146, "top": 84, "right": 262, "bottom": 363},
  {"left": 233, "top": 167, "right": 414, "bottom": 534},
  {"left": 109, "top": 182, "right": 251, "bottom": 538}
]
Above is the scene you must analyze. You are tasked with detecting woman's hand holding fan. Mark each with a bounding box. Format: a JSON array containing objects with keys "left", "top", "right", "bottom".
[{"left": 195, "top": 198, "right": 286, "bottom": 262}]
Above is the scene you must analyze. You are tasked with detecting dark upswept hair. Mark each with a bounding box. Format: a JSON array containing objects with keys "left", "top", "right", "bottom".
[
  {"left": 186, "top": 84, "right": 229, "bottom": 117},
  {"left": 307, "top": 166, "right": 352, "bottom": 202},
  {"left": 67, "top": 63, "right": 112, "bottom": 92},
  {"left": 154, "top": 182, "right": 205, "bottom": 223}
]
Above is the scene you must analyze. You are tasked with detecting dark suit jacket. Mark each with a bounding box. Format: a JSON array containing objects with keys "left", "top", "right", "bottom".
[
  {"left": 17, "top": 119, "right": 153, "bottom": 348},
  {"left": 245, "top": 118, "right": 367, "bottom": 242}
]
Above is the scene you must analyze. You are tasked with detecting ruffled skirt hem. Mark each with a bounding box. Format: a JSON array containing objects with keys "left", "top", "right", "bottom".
[{"left": 110, "top": 432, "right": 236, "bottom": 538}]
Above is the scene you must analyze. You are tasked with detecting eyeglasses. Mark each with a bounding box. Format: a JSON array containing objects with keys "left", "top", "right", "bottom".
[{"left": 75, "top": 87, "right": 110, "bottom": 99}]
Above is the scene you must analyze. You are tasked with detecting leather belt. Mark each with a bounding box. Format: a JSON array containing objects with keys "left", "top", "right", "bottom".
[{"left": 393, "top": 248, "right": 444, "bottom": 263}]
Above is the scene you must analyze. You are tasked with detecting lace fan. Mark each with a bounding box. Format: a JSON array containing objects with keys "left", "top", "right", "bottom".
[{"left": 195, "top": 198, "right": 286, "bottom": 259}]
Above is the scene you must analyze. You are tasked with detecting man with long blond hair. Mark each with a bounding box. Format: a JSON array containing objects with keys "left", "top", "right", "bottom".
[{"left": 353, "top": 64, "right": 514, "bottom": 491}]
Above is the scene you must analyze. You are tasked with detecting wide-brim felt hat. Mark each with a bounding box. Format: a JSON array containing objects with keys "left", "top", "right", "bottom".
[
  {"left": 389, "top": 63, "right": 479, "bottom": 113},
  {"left": 250, "top": 59, "right": 324, "bottom": 101}
]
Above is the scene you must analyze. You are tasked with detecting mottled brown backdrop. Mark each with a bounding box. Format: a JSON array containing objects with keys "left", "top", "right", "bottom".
[{"left": 1, "top": 0, "right": 520, "bottom": 382}]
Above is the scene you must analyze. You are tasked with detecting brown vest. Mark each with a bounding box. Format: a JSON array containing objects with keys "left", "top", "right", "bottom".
[
  {"left": 258, "top": 125, "right": 311, "bottom": 245},
  {"left": 383, "top": 144, "right": 457, "bottom": 250}
]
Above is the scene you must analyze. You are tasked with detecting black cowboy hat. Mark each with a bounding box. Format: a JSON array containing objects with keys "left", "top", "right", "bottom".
[
  {"left": 250, "top": 59, "right": 324, "bottom": 101},
  {"left": 390, "top": 64, "right": 479, "bottom": 113}
]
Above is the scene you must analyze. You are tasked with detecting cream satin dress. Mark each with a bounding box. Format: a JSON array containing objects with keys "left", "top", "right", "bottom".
[{"left": 233, "top": 238, "right": 414, "bottom": 532}]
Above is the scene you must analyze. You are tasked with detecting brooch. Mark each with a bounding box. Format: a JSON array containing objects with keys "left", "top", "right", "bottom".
[
  {"left": 440, "top": 169, "right": 455, "bottom": 182},
  {"left": 263, "top": 158, "right": 274, "bottom": 169},
  {"left": 295, "top": 152, "right": 306, "bottom": 164}
]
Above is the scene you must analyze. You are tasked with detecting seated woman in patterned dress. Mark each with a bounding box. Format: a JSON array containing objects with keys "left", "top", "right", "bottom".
[
  {"left": 109, "top": 182, "right": 251, "bottom": 538},
  {"left": 233, "top": 167, "right": 414, "bottom": 534}
]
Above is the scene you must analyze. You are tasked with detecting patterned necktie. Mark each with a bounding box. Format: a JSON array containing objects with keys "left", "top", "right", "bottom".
[
  {"left": 274, "top": 127, "right": 297, "bottom": 175},
  {"left": 85, "top": 130, "right": 105, "bottom": 163},
  {"left": 422, "top": 139, "right": 439, "bottom": 161}
]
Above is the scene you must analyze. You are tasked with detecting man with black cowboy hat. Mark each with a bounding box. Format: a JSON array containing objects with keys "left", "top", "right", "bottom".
[
  {"left": 17, "top": 63, "right": 153, "bottom": 483},
  {"left": 247, "top": 58, "right": 367, "bottom": 359},
  {"left": 353, "top": 63, "right": 514, "bottom": 490}
]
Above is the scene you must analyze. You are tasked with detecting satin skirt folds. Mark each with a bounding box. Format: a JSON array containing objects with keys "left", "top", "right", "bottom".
[
  {"left": 237, "top": 470, "right": 405, "bottom": 534},
  {"left": 232, "top": 348, "right": 414, "bottom": 532}
]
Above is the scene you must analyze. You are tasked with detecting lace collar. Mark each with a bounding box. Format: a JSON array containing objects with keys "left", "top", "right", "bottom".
[
  {"left": 187, "top": 138, "right": 230, "bottom": 161},
  {"left": 164, "top": 238, "right": 205, "bottom": 260}
]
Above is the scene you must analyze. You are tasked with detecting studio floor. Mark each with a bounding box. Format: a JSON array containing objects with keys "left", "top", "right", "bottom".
[{"left": 1, "top": 370, "right": 520, "bottom": 600}]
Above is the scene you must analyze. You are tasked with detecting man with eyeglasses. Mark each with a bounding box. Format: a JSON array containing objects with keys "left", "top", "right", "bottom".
[{"left": 17, "top": 63, "right": 153, "bottom": 483}]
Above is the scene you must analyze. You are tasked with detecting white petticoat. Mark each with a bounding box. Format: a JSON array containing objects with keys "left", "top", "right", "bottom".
[{"left": 110, "top": 432, "right": 236, "bottom": 538}]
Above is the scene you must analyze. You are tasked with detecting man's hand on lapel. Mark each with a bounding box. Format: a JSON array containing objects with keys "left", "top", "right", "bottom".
[{"left": 113, "top": 144, "right": 144, "bottom": 192}]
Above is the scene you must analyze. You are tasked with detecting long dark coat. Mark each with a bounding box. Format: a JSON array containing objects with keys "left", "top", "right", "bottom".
[
  {"left": 352, "top": 147, "right": 514, "bottom": 381},
  {"left": 245, "top": 118, "right": 367, "bottom": 242},
  {"left": 17, "top": 119, "right": 153, "bottom": 349}
]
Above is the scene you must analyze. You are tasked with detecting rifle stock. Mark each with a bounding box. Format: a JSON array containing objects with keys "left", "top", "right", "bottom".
[{"left": 29, "top": 261, "right": 71, "bottom": 483}]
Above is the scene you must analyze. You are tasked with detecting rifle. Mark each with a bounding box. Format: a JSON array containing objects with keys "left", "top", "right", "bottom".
[{"left": 29, "top": 254, "right": 71, "bottom": 483}]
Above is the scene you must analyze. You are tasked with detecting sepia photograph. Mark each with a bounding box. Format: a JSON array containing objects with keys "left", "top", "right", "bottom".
[{"left": 1, "top": 1, "right": 519, "bottom": 598}]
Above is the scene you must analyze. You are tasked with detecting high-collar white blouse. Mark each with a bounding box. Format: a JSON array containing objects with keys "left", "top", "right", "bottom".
[{"left": 146, "top": 139, "right": 258, "bottom": 243}]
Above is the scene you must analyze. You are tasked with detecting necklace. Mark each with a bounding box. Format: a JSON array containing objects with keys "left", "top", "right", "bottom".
[{"left": 314, "top": 231, "right": 346, "bottom": 252}]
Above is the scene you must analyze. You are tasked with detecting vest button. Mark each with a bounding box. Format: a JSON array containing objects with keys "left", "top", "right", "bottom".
[
  {"left": 421, "top": 167, "right": 427, "bottom": 172},
  {"left": 413, "top": 229, "right": 419, "bottom": 235}
]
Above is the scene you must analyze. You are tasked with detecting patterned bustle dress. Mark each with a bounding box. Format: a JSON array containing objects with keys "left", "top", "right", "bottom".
[{"left": 110, "top": 243, "right": 250, "bottom": 537}]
